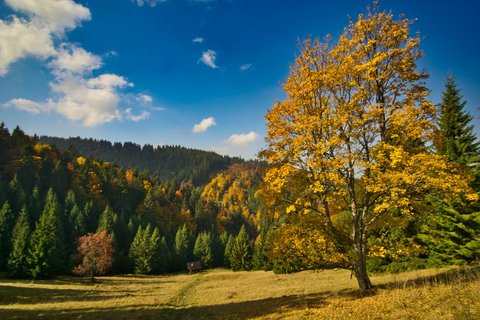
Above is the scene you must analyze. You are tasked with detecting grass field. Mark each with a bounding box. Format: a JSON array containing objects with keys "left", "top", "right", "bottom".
[{"left": 0, "top": 266, "right": 479, "bottom": 320}]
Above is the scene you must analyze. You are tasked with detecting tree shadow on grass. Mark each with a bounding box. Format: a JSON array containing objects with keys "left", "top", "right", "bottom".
[
  {"left": 0, "top": 290, "right": 357, "bottom": 320},
  {"left": 0, "top": 284, "right": 126, "bottom": 305},
  {"left": 376, "top": 265, "right": 480, "bottom": 291}
]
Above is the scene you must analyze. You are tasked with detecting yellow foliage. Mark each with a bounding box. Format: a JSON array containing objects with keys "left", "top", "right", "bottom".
[
  {"left": 143, "top": 180, "right": 152, "bottom": 191},
  {"left": 33, "top": 143, "right": 52, "bottom": 154},
  {"left": 76, "top": 156, "right": 86, "bottom": 165},
  {"left": 261, "top": 6, "right": 477, "bottom": 273},
  {"left": 125, "top": 169, "right": 135, "bottom": 185}
]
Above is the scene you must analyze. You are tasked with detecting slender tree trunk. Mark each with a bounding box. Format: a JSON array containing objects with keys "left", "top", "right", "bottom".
[
  {"left": 352, "top": 208, "right": 373, "bottom": 293},
  {"left": 353, "top": 242, "right": 373, "bottom": 293}
]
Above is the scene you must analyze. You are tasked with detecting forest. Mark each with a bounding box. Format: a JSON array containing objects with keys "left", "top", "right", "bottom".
[{"left": 0, "top": 4, "right": 479, "bottom": 297}]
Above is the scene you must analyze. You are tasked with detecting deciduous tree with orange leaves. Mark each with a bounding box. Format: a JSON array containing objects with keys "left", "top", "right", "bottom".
[
  {"left": 73, "top": 230, "right": 114, "bottom": 282},
  {"left": 262, "top": 4, "right": 477, "bottom": 293}
]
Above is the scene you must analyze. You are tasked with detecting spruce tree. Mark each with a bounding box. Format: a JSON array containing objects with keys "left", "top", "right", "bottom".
[
  {"left": 27, "top": 189, "right": 65, "bottom": 278},
  {"left": 421, "top": 75, "right": 480, "bottom": 265},
  {"left": 230, "top": 226, "right": 253, "bottom": 271},
  {"left": 223, "top": 234, "right": 234, "bottom": 268},
  {"left": 129, "top": 224, "right": 161, "bottom": 274},
  {"left": 193, "top": 232, "right": 213, "bottom": 268},
  {"left": 174, "top": 224, "right": 193, "bottom": 271},
  {"left": 0, "top": 201, "right": 15, "bottom": 270},
  {"left": 129, "top": 226, "right": 149, "bottom": 274},
  {"left": 437, "top": 75, "right": 479, "bottom": 168},
  {"left": 8, "top": 207, "right": 31, "bottom": 278},
  {"left": 252, "top": 229, "right": 273, "bottom": 271}
]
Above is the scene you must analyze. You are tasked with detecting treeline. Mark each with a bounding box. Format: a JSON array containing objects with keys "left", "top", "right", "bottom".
[
  {"left": 0, "top": 125, "right": 272, "bottom": 278},
  {"left": 1, "top": 74, "right": 479, "bottom": 280},
  {"left": 39, "top": 136, "right": 243, "bottom": 185}
]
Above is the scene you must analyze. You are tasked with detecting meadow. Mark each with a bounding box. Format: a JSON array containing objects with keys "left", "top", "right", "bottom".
[{"left": 0, "top": 266, "right": 479, "bottom": 320}]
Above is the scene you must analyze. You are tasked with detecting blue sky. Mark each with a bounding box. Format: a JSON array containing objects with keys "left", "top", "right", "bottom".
[{"left": 0, "top": 0, "right": 479, "bottom": 159}]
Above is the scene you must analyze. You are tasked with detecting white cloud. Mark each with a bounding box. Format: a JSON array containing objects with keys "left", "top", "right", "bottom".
[
  {"left": 193, "top": 117, "right": 216, "bottom": 133},
  {"left": 2, "top": 0, "right": 151, "bottom": 127},
  {"left": 50, "top": 45, "right": 102, "bottom": 74},
  {"left": 137, "top": 94, "right": 153, "bottom": 103},
  {"left": 0, "top": 0, "right": 91, "bottom": 76},
  {"left": 47, "top": 73, "right": 124, "bottom": 127},
  {"left": 2, "top": 98, "right": 45, "bottom": 114},
  {"left": 192, "top": 37, "right": 204, "bottom": 43},
  {"left": 125, "top": 108, "right": 150, "bottom": 122},
  {"left": 134, "top": 0, "right": 167, "bottom": 7},
  {"left": 227, "top": 131, "right": 260, "bottom": 145},
  {"left": 0, "top": 17, "right": 55, "bottom": 76},
  {"left": 240, "top": 63, "right": 253, "bottom": 71},
  {"left": 5, "top": 0, "right": 91, "bottom": 33},
  {"left": 199, "top": 49, "right": 218, "bottom": 69},
  {"left": 87, "top": 74, "right": 131, "bottom": 88}
]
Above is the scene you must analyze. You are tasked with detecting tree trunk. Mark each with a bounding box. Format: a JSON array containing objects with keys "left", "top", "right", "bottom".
[{"left": 353, "top": 240, "right": 373, "bottom": 293}]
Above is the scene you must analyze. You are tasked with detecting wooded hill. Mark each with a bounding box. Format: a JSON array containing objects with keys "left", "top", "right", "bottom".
[{"left": 39, "top": 136, "right": 243, "bottom": 185}]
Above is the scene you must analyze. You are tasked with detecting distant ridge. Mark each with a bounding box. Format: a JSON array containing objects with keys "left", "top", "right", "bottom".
[{"left": 39, "top": 136, "right": 243, "bottom": 185}]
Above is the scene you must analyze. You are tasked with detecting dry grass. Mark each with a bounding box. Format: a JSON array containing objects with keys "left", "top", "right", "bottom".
[{"left": 0, "top": 266, "right": 479, "bottom": 319}]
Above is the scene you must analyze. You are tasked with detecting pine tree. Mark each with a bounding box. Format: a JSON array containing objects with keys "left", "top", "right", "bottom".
[
  {"left": 8, "top": 208, "right": 31, "bottom": 278},
  {"left": 129, "top": 224, "right": 160, "bottom": 274},
  {"left": 193, "top": 232, "right": 213, "bottom": 268},
  {"left": 27, "top": 189, "right": 65, "bottom": 278},
  {"left": 421, "top": 76, "right": 480, "bottom": 265},
  {"left": 419, "top": 199, "right": 480, "bottom": 265},
  {"left": 437, "top": 75, "right": 479, "bottom": 168},
  {"left": 230, "top": 226, "right": 253, "bottom": 271},
  {"left": 97, "top": 205, "right": 116, "bottom": 235},
  {"left": 174, "top": 224, "right": 193, "bottom": 271},
  {"left": 252, "top": 228, "right": 274, "bottom": 271},
  {"left": 0, "top": 201, "right": 15, "bottom": 270},
  {"left": 129, "top": 226, "right": 149, "bottom": 274},
  {"left": 223, "top": 234, "right": 234, "bottom": 268}
]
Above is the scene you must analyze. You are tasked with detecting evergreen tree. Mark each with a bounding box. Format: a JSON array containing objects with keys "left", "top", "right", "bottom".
[
  {"left": 0, "top": 201, "right": 15, "bottom": 270},
  {"left": 193, "top": 232, "right": 213, "bottom": 268},
  {"left": 28, "top": 186, "right": 42, "bottom": 224},
  {"left": 230, "top": 226, "right": 253, "bottom": 271},
  {"left": 27, "top": 189, "right": 65, "bottom": 278},
  {"left": 252, "top": 228, "right": 273, "bottom": 271},
  {"left": 154, "top": 234, "right": 169, "bottom": 274},
  {"left": 421, "top": 76, "right": 480, "bottom": 265},
  {"left": 223, "top": 234, "right": 235, "bottom": 268},
  {"left": 129, "top": 224, "right": 160, "bottom": 274},
  {"left": 174, "top": 224, "right": 193, "bottom": 271},
  {"left": 8, "top": 208, "right": 31, "bottom": 278},
  {"left": 437, "top": 75, "right": 479, "bottom": 168},
  {"left": 8, "top": 175, "right": 25, "bottom": 214},
  {"left": 419, "top": 199, "right": 480, "bottom": 265},
  {"left": 97, "top": 205, "right": 116, "bottom": 235}
]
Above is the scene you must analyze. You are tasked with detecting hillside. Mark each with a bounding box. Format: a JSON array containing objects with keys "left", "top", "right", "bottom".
[{"left": 39, "top": 136, "right": 244, "bottom": 185}]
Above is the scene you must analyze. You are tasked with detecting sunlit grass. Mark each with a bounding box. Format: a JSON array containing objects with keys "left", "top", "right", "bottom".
[{"left": 0, "top": 266, "right": 479, "bottom": 319}]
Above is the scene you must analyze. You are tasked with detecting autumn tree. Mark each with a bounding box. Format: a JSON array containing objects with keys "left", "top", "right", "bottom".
[
  {"left": 262, "top": 6, "right": 477, "bottom": 292},
  {"left": 73, "top": 230, "right": 114, "bottom": 282}
]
